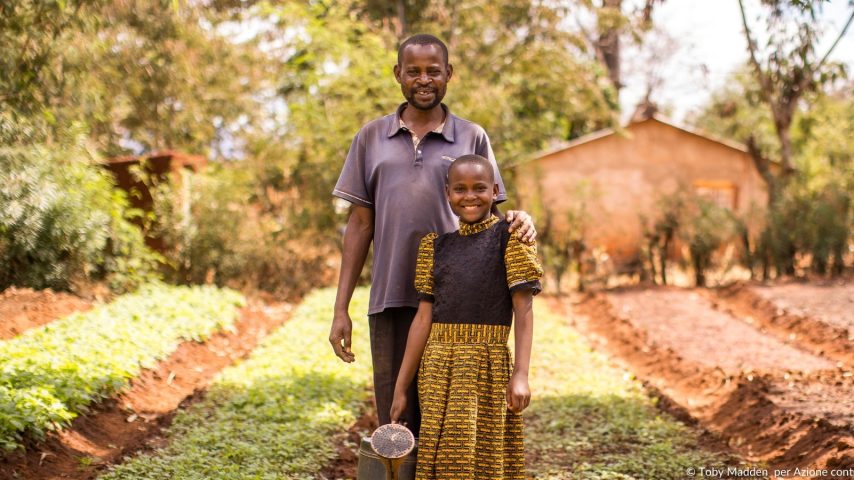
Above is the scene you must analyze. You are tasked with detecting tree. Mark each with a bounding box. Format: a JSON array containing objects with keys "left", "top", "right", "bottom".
[
  {"left": 737, "top": 0, "right": 853, "bottom": 204},
  {"left": 641, "top": 190, "right": 685, "bottom": 285},
  {"left": 692, "top": 79, "right": 853, "bottom": 278},
  {"left": 0, "top": 1, "right": 104, "bottom": 117},
  {"left": 572, "top": 0, "right": 666, "bottom": 96}
]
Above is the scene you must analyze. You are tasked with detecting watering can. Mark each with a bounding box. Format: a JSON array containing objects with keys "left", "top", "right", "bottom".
[{"left": 357, "top": 423, "right": 417, "bottom": 480}]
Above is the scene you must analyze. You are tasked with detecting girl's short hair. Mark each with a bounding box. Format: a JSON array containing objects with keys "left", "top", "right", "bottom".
[{"left": 448, "top": 154, "right": 495, "bottom": 183}]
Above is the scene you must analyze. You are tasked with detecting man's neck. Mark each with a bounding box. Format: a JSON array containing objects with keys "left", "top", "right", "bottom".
[{"left": 401, "top": 104, "right": 445, "bottom": 133}]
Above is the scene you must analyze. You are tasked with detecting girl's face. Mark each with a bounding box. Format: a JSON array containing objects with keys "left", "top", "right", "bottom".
[{"left": 446, "top": 163, "right": 498, "bottom": 224}]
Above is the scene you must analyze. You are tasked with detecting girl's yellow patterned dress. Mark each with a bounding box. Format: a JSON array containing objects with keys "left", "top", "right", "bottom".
[{"left": 413, "top": 215, "right": 542, "bottom": 480}]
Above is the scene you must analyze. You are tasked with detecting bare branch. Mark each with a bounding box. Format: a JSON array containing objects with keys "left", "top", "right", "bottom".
[
  {"left": 801, "top": 8, "right": 854, "bottom": 91},
  {"left": 737, "top": 0, "right": 773, "bottom": 103}
]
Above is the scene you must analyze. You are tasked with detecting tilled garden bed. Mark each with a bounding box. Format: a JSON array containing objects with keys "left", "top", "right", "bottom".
[
  {"left": 556, "top": 287, "right": 854, "bottom": 475},
  {"left": 0, "top": 286, "right": 92, "bottom": 339},
  {"left": 713, "top": 281, "right": 854, "bottom": 367}
]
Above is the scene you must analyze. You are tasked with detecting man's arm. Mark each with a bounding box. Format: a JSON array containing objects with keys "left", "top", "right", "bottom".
[{"left": 329, "top": 205, "right": 374, "bottom": 363}]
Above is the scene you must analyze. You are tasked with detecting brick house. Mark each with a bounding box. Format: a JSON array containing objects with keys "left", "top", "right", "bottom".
[{"left": 511, "top": 116, "right": 770, "bottom": 266}]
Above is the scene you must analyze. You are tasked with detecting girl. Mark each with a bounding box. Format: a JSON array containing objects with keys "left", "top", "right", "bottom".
[{"left": 390, "top": 154, "right": 542, "bottom": 479}]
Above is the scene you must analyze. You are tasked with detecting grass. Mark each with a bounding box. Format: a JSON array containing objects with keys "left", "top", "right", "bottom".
[
  {"left": 99, "top": 287, "right": 372, "bottom": 480},
  {"left": 524, "top": 299, "right": 741, "bottom": 479},
  {"left": 0, "top": 283, "right": 244, "bottom": 451}
]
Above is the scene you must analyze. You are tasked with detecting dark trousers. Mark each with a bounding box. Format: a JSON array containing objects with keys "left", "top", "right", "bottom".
[{"left": 368, "top": 307, "right": 420, "bottom": 434}]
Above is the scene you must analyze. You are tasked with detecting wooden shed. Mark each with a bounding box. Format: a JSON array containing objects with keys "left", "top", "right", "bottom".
[
  {"left": 512, "top": 116, "right": 769, "bottom": 265},
  {"left": 102, "top": 150, "right": 207, "bottom": 251}
]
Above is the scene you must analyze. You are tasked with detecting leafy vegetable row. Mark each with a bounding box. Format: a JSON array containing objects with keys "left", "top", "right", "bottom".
[
  {"left": 100, "top": 287, "right": 372, "bottom": 479},
  {"left": 0, "top": 283, "right": 245, "bottom": 451}
]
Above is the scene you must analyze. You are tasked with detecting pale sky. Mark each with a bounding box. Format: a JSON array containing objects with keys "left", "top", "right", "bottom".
[{"left": 620, "top": 0, "right": 854, "bottom": 123}]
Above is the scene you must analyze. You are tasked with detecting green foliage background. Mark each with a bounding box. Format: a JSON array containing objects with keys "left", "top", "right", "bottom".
[
  {"left": 0, "top": 127, "right": 161, "bottom": 292},
  {"left": 1, "top": 0, "right": 850, "bottom": 290},
  {"left": 1, "top": 0, "right": 623, "bottom": 292}
]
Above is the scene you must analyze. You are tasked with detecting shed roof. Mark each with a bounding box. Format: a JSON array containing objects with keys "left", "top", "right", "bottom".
[
  {"left": 511, "top": 116, "right": 750, "bottom": 168},
  {"left": 104, "top": 150, "right": 207, "bottom": 172}
]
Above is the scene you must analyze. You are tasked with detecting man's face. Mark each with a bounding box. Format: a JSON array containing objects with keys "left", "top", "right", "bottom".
[{"left": 394, "top": 44, "right": 453, "bottom": 111}]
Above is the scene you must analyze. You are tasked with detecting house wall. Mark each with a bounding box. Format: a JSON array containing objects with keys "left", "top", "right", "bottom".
[{"left": 514, "top": 119, "right": 768, "bottom": 264}]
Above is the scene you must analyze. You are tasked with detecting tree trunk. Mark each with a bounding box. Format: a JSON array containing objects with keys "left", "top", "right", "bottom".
[
  {"left": 739, "top": 227, "right": 754, "bottom": 280},
  {"left": 572, "top": 241, "right": 585, "bottom": 293},
  {"left": 554, "top": 265, "right": 565, "bottom": 295},
  {"left": 596, "top": 0, "right": 622, "bottom": 92},
  {"left": 647, "top": 239, "right": 658, "bottom": 285},
  {"left": 693, "top": 255, "right": 705, "bottom": 287},
  {"left": 746, "top": 136, "right": 779, "bottom": 207},
  {"left": 395, "top": 0, "right": 407, "bottom": 40},
  {"left": 660, "top": 234, "right": 671, "bottom": 285}
]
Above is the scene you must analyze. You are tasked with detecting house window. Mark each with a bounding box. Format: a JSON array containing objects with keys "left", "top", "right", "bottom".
[{"left": 693, "top": 180, "right": 738, "bottom": 210}]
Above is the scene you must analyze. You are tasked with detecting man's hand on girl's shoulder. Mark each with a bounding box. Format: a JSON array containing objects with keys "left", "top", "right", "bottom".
[{"left": 505, "top": 210, "right": 536, "bottom": 244}]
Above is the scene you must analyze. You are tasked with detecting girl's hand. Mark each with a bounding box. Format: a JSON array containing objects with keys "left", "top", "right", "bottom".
[
  {"left": 507, "top": 372, "right": 530, "bottom": 413},
  {"left": 390, "top": 390, "right": 407, "bottom": 424}
]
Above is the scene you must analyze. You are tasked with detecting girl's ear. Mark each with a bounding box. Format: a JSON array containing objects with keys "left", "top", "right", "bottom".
[
  {"left": 446, "top": 183, "right": 451, "bottom": 199},
  {"left": 493, "top": 183, "right": 499, "bottom": 199}
]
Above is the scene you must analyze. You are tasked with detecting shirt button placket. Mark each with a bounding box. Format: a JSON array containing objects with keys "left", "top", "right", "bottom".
[{"left": 415, "top": 142, "right": 424, "bottom": 166}]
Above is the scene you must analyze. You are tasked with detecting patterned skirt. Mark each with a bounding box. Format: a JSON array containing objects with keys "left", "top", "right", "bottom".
[{"left": 416, "top": 323, "right": 525, "bottom": 480}]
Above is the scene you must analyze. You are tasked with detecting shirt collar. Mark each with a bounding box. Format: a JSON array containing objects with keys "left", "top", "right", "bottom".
[
  {"left": 388, "top": 102, "right": 455, "bottom": 142},
  {"left": 459, "top": 214, "right": 499, "bottom": 236}
]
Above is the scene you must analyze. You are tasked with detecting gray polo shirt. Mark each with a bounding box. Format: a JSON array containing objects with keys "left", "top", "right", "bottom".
[{"left": 333, "top": 103, "right": 507, "bottom": 315}]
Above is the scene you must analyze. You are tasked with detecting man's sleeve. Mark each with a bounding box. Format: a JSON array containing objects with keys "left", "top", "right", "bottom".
[
  {"left": 332, "top": 130, "right": 373, "bottom": 208},
  {"left": 474, "top": 128, "right": 508, "bottom": 203}
]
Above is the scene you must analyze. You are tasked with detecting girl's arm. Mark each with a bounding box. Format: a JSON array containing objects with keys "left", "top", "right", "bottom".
[
  {"left": 390, "top": 300, "right": 433, "bottom": 423},
  {"left": 508, "top": 290, "right": 534, "bottom": 413}
]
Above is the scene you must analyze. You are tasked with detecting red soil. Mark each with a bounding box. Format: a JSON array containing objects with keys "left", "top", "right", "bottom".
[
  {"left": 0, "top": 300, "right": 292, "bottom": 480},
  {"left": 0, "top": 287, "right": 92, "bottom": 339},
  {"left": 714, "top": 282, "right": 854, "bottom": 367},
  {"left": 607, "top": 288, "right": 834, "bottom": 373},
  {"left": 551, "top": 287, "right": 854, "bottom": 475},
  {"left": 320, "top": 398, "right": 379, "bottom": 480}
]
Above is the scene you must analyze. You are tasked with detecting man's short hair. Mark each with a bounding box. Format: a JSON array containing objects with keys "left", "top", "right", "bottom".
[
  {"left": 448, "top": 154, "right": 495, "bottom": 183},
  {"left": 397, "top": 34, "right": 449, "bottom": 66}
]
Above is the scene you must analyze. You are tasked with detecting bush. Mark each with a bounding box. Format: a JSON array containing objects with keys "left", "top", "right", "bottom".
[
  {"left": 149, "top": 163, "right": 335, "bottom": 298},
  {"left": 680, "top": 199, "right": 738, "bottom": 287},
  {"left": 756, "top": 181, "right": 851, "bottom": 278},
  {"left": 0, "top": 130, "right": 162, "bottom": 293},
  {"left": 641, "top": 189, "right": 739, "bottom": 287}
]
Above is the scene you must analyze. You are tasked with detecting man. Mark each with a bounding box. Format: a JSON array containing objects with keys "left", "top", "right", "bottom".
[{"left": 330, "top": 34, "right": 536, "bottom": 432}]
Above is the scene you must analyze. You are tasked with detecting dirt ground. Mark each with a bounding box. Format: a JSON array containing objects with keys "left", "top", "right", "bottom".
[
  {"left": 558, "top": 285, "right": 854, "bottom": 476},
  {"left": 715, "top": 281, "right": 854, "bottom": 367},
  {"left": 0, "top": 300, "right": 293, "bottom": 480},
  {"left": 605, "top": 288, "right": 834, "bottom": 373},
  {"left": 749, "top": 282, "right": 854, "bottom": 332},
  {"left": 321, "top": 399, "right": 379, "bottom": 480},
  {"left": 0, "top": 286, "right": 92, "bottom": 339}
]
